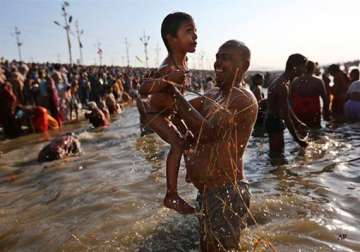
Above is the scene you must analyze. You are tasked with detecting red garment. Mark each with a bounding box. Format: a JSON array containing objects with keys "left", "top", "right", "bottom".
[
  {"left": 32, "top": 106, "right": 49, "bottom": 132},
  {"left": 292, "top": 94, "right": 321, "bottom": 128},
  {"left": 0, "top": 82, "right": 20, "bottom": 137}
]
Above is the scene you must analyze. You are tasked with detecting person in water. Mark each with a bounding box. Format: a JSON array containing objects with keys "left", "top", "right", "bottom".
[
  {"left": 328, "top": 64, "right": 350, "bottom": 120},
  {"left": 345, "top": 68, "right": 360, "bottom": 121},
  {"left": 251, "top": 73, "right": 265, "bottom": 102},
  {"left": 265, "top": 54, "right": 308, "bottom": 158},
  {"left": 290, "top": 60, "right": 330, "bottom": 128},
  {"left": 18, "top": 106, "right": 59, "bottom": 133},
  {"left": 137, "top": 12, "right": 197, "bottom": 214},
  {"left": 85, "top": 102, "right": 109, "bottom": 128},
  {"left": 0, "top": 65, "right": 21, "bottom": 138},
  {"left": 169, "top": 40, "right": 257, "bottom": 251},
  {"left": 38, "top": 133, "right": 81, "bottom": 162}
]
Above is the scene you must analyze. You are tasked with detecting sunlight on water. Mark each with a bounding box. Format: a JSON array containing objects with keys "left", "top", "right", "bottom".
[{"left": 0, "top": 107, "right": 359, "bottom": 251}]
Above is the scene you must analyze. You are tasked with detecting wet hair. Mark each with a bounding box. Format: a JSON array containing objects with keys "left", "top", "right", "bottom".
[
  {"left": 306, "top": 60, "right": 315, "bottom": 74},
  {"left": 161, "top": 12, "right": 193, "bottom": 52},
  {"left": 285, "top": 54, "right": 307, "bottom": 72},
  {"left": 221, "top": 40, "right": 251, "bottom": 61}
]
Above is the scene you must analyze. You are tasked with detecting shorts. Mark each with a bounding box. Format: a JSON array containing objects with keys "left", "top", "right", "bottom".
[
  {"left": 264, "top": 113, "right": 285, "bottom": 134},
  {"left": 197, "top": 180, "right": 251, "bottom": 251}
]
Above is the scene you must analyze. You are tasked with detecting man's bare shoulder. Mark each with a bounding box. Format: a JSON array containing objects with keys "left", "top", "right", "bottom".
[
  {"left": 230, "top": 87, "right": 258, "bottom": 111},
  {"left": 270, "top": 75, "right": 288, "bottom": 93}
]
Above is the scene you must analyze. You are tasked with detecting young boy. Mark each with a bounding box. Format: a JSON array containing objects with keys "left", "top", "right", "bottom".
[{"left": 138, "top": 12, "right": 197, "bottom": 214}]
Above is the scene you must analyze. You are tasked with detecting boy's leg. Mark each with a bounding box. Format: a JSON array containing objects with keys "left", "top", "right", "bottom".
[{"left": 146, "top": 114, "right": 195, "bottom": 214}]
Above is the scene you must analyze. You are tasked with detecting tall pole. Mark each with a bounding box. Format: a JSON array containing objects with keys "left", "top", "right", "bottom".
[
  {"left": 124, "top": 37, "right": 130, "bottom": 66},
  {"left": 198, "top": 51, "right": 205, "bottom": 70},
  {"left": 154, "top": 43, "right": 161, "bottom": 67},
  {"left": 96, "top": 42, "right": 103, "bottom": 66},
  {"left": 14, "top": 27, "right": 23, "bottom": 61},
  {"left": 75, "top": 20, "right": 84, "bottom": 64},
  {"left": 54, "top": 1, "right": 73, "bottom": 65},
  {"left": 139, "top": 31, "right": 150, "bottom": 68}
]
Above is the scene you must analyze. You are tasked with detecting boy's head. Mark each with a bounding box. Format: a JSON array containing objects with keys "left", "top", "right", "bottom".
[{"left": 161, "top": 12, "right": 197, "bottom": 53}]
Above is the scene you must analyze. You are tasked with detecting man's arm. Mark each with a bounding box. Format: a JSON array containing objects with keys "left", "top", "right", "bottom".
[
  {"left": 139, "top": 78, "right": 168, "bottom": 95},
  {"left": 278, "top": 85, "right": 307, "bottom": 147},
  {"left": 318, "top": 79, "right": 330, "bottom": 120},
  {"left": 189, "top": 96, "right": 204, "bottom": 111},
  {"left": 174, "top": 87, "right": 255, "bottom": 143},
  {"left": 139, "top": 66, "right": 184, "bottom": 95}
]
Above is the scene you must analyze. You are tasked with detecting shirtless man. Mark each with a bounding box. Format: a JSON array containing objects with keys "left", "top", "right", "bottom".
[
  {"left": 265, "top": 54, "right": 308, "bottom": 158},
  {"left": 328, "top": 64, "right": 350, "bottom": 120},
  {"left": 170, "top": 40, "right": 258, "bottom": 251},
  {"left": 85, "top": 102, "right": 109, "bottom": 128},
  {"left": 290, "top": 60, "right": 330, "bottom": 128}
]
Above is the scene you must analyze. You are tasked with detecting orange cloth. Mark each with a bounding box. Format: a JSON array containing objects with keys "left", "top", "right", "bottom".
[
  {"left": 32, "top": 107, "right": 49, "bottom": 132},
  {"left": 47, "top": 114, "right": 60, "bottom": 129}
]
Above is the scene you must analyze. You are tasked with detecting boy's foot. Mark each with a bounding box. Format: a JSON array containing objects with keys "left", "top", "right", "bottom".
[{"left": 164, "top": 193, "right": 195, "bottom": 214}]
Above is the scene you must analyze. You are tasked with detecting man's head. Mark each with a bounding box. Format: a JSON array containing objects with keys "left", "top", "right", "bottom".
[
  {"left": 314, "top": 62, "right": 321, "bottom": 76},
  {"left": 161, "top": 12, "right": 197, "bottom": 54},
  {"left": 350, "top": 68, "right": 360, "bottom": 82},
  {"left": 306, "top": 60, "right": 315, "bottom": 75},
  {"left": 327, "top": 64, "right": 340, "bottom": 76},
  {"left": 252, "top": 73, "right": 264, "bottom": 86},
  {"left": 285, "top": 54, "right": 307, "bottom": 78},
  {"left": 214, "top": 40, "right": 250, "bottom": 88}
]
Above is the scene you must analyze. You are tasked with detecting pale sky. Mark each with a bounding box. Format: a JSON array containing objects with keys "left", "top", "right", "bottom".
[{"left": 0, "top": 0, "right": 359, "bottom": 70}]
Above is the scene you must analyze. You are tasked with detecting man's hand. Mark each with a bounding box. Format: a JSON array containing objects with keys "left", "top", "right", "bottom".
[
  {"left": 323, "top": 110, "right": 331, "bottom": 121},
  {"left": 297, "top": 138, "right": 309, "bottom": 148},
  {"left": 297, "top": 122, "right": 310, "bottom": 137},
  {"left": 164, "top": 70, "right": 186, "bottom": 85}
]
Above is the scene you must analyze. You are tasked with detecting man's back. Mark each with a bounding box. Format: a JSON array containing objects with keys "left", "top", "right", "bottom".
[{"left": 267, "top": 74, "right": 288, "bottom": 117}]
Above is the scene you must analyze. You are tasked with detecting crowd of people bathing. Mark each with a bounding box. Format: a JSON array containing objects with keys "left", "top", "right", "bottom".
[
  {"left": 0, "top": 57, "right": 359, "bottom": 139},
  {"left": 1, "top": 10, "right": 360, "bottom": 251}
]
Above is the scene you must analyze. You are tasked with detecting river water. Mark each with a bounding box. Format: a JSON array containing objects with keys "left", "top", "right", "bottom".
[{"left": 0, "top": 106, "right": 359, "bottom": 252}]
